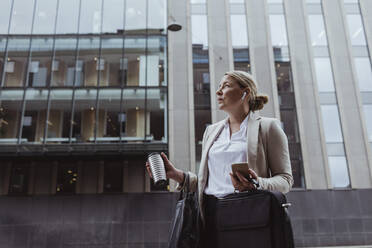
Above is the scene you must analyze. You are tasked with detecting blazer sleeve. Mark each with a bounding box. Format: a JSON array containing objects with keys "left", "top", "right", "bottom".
[
  {"left": 257, "top": 119, "right": 294, "bottom": 193},
  {"left": 175, "top": 125, "right": 210, "bottom": 192}
]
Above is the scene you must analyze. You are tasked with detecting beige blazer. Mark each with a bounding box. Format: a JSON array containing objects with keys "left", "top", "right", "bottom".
[{"left": 177, "top": 112, "right": 293, "bottom": 223}]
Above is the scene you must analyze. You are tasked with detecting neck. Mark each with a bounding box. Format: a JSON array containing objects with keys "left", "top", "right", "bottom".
[{"left": 228, "top": 108, "right": 250, "bottom": 126}]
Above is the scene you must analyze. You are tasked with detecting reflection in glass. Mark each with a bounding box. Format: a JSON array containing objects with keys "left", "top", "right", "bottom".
[
  {"left": 72, "top": 89, "right": 97, "bottom": 142},
  {"left": 79, "top": 0, "right": 102, "bottom": 34},
  {"left": 77, "top": 37, "right": 100, "bottom": 86},
  {"left": 125, "top": 37, "right": 146, "bottom": 86},
  {"left": 126, "top": 0, "right": 146, "bottom": 31},
  {"left": 320, "top": 105, "right": 344, "bottom": 143},
  {"left": 347, "top": 15, "right": 367, "bottom": 46},
  {"left": 363, "top": 105, "right": 372, "bottom": 142},
  {"left": 47, "top": 90, "right": 73, "bottom": 143},
  {"left": 230, "top": 15, "right": 250, "bottom": 72},
  {"left": 191, "top": 15, "right": 208, "bottom": 48},
  {"left": 9, "top": 0, "right": 35, "bottom": 34},
  {"left": 354, "top": 57, "right": 372, "bottom": 92},
  {"left": 32, "top": 0, "right": 57, "bottom": 34},
  {"left": 51, "top": 38, "right": 78, "bottom": 86},
  {"left": 308, "top": 15, "right": 328, "bottom": 46},
  {"left": 21, "top": 89, "right": 48, "bottom": 143},
  {"left": 55, "top": 0, "right": 80, "bottom": 34},
  {"left": 121, "top": 88, "right": 146, "bottom": 140},
  {"left": 147, "top": 88, "right": 165, "bottom": 141},
  {"left": 0, "top": 90, "right": 23, "bottom": 143},
  {"left": 269, "top": 15, "right": 288, "bottom": 47},
  {"left": 104, "top": 162, "right": 123, "bottom": 192},
  {"left": 28, "top": 38, "right": 54, "bottom": 87},
  {"left": 314, "top": 58, "right": 335, "bottom": 92},
  {"left": 0, "top": 0, "right": 12, "bottom": 34},
  {"left": 97, "top": 89, "right": 121, "bottom": 141},
  {"left": 99, "top": 38, "right": 124, "bottom": 87},
  {"left": 4, "top": 38, "right": 30, "bottom": 87},
  {"left": 102, "top": 0, "right": 124, "bottom": 33},
  {"left": 9, "top": 164, "right": 29, "bottom": 195},
  {"left": 328, "top": 156, "right": 350, "bottom": 188},
  {"left": 0, "top": 38, "right": 6, "bottom": 85},
  {"left": 56, "top": 164, "right": 77, "bottom": 194},
  {"left": 148, "top": 0, "right": 166, "bottom": 30}
]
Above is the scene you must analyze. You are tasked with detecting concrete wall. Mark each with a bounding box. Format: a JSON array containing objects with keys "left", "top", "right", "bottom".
[{"left": 0, "top": 190, "right": 371, "bottom": 247}]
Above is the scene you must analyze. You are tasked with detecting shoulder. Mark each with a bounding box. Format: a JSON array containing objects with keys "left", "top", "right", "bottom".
[
  {"left": 260, "top": 117, "right": 283, "bottom": 134},
  {"left": 205, "top": 119, "right": 226, "bottom": 133}
]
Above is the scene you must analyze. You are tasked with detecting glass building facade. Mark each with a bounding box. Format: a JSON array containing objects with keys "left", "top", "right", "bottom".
[{"left": 0, "top": 0, "right": 167, "bottom": 194}]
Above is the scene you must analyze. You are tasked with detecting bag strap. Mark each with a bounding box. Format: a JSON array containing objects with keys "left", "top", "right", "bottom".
[{"left": 181, "top": 173, "right": 190, "bottom": 198}]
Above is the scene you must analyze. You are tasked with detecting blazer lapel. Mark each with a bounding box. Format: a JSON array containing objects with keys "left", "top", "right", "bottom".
[{"left": 246, "top": 113, "right": 261, "bottom": 170}]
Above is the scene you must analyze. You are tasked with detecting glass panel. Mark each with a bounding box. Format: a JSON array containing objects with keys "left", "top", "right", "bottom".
[
  {"left": 0, "top": 38, "right": 6, "bottom": 85},
  {"left": 347, "top": 15, "right": 367, "bottom": 46},
  {"left": 124, "top": 37, "right": 146, "bottom": 86},
  {"left": 28, "top": 38, "right": 54, "bottom": 87},
  {"left": 147, "top": 88, "right": 166, "bottom": 142},
  {"left": 148, "top": 0, "right": 166, "bottom": 31},
  {"left": 230, "top": 0, "right": 244, "bottom": 3},
  {"left": 314, "top": 57, "right": 335, "bottom": 92},
  {"left": 275, "top": 61, "right": 293, "bottom": 93},
  {"left": 32, "top": 0, "right": 57, "bottom": 34},
  {"left": 0, "top": 90, "right": 23, "bottom": 143},
  {"left": 354, "top": 57, "right": 372, "bottom": 92},
  {"left": 125, "top": 0, "right": 146, "bottom": 31},
  {"left": 191, "top": 0, "right": 206, "bottom": 3},
  {"left": 269, "top": 15, "right": 288, "bottom": 47},
  {"left": 79, "top": 0, "right": 102, "bottom": 34},
  {"left": 55, "top": 0, "right": 80, "bottom": 34},
  {"left": 104, "top": 162, "right": 123, "bottom": 192},
  {"left": 231, "top": 15, "right": 248, "bottom": 47},
  {"left": 102, "top": 0, "right": 124, "bottom": 33},
  {"left": 99, "top": 38, "right": 124, "bottom": 87},
  {"left": 9, "top": 0, "right": 35, "bottom": 34},
  {"left": 267, "top": 0, "right": 283, "bottom": 3},
  {"left": 21, "top": 89, "right": 48, "bottom": 143},
  {"left": 0, "top": 0, "right": 12, "bottom": 34},
  {"left": 4, "top": 38, "right": 30, "bottom": 87},
  {"left": 121, "top": 88, "right": 146, "bottom": 140},
  {"left": 46, "top": 90, "right": 73, "bottom": 143},
  {"left": 96, "top": 89, "right": 121, "bottom": 141},
  {"left": 191, "top": 15, "right": 209, "bottom": 48},
  {"left": 320, "top": 105, "right": 344, "bottom": 143},
  {"left": 72, "top": 89, "right": 97, "bottom": 142},
  {"left": 56, "top": 164, "right": 77, "bottom": 194},
  {"left": 344, "top": 0, "right": 358, "bottom": 3},
  {"left": 308, "top": 15, "right": 328, "bottom": 46},
  {"left": 51, "top": 38, "right": 78, "bottom": 87},
  {"left": 9, "top": 163, "right": 29, "bottom": 195},
  {"left": 328, "top": 156, "right": 350, "bottom": 188},
  {"left": 306, "top": 0, "right": 321, "bottom": 3},
  {"left": 77, "top": 37, "right": 100, "bottom": 86},
  {"left": 363, "top": 105, "right": 372, "bottom": 142}
]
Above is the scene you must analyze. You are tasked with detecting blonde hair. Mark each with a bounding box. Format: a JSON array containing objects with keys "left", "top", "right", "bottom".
[{"left": 224, "top": 70, "right": 269, "bottom": 112}]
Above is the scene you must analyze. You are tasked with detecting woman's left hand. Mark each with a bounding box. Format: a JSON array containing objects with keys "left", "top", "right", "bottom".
[{"left": 229, "top": 169, "right": 258, "bottom": 192}]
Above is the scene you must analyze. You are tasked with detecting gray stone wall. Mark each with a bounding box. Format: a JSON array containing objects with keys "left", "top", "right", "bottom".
[{"left": 0, "top": 190, "right": 371, "bottom": 247}]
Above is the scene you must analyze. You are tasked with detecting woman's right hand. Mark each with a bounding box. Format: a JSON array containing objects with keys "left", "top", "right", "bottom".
[{"left": 145, "top": 152, "right": 185, "bottom": 184}]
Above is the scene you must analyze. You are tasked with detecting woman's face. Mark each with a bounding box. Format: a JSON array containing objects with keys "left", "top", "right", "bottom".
[{"left": 216, "top": 75, "right": 247, "bottom": 111}]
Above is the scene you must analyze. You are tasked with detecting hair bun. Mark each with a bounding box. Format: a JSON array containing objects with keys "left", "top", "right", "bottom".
[{"left": 250, "top": 94, "right": 269, "bottom": 111}]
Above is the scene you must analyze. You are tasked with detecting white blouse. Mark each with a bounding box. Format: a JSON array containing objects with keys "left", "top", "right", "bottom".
[{"left": 204, "top": 113, "right": 250, "bottom": 198}]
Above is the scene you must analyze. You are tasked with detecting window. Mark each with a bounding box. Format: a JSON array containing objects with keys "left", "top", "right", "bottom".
[
  {"left": 102, "top": 0, "right": 125, "bottom": 33},
  {"left": 0, "top": 90, "right": 23, "bottom": 143},
  {"left": 346, "top": 15, "right": 367, "bottom": 46},
  {"left": 104, "top": 162, "right": 123, "bottom": 193},
  {"left": 269, "top": 15, "right": 288, "bottom": 47},
  {"left": 56, "top": 164, "right": 77, "bottom": 194},
  {"left": 314, "top": 58, "right": 335, "bottom": 92},
  {"left": 328, "top": 156, "right": 350, "bottom": 188},
  {"left": 230, "top": 14, "right": 250, "bottom": 72},
  {"left": 320, "top": 105, "right": 344, "bottom": 143},
  {"left": 79, "top": 0, "right": 102, "bottom": 34},
  {"left": 354, "top": 57, "right": 372, "bottom": 92},
  {"left": 55, "top": 0, "right": 80, "bottom": 34},
  {"left": 28, "top": 38, "right": 54, "bottom": 87},
  {"left": 9, "top": 0, "right": 35, "bottom": 34},
  {"left": 363, "top": 105, "right": 372, "bottom": 142},
  {"left": 0, "top": 0, "right": 12, "bottom": 34},
  {"left": 32, "top": 0, "right": 58, "bottom": 34},
  {"left": 9, "top": 163, "right": 29, "bottom": 195},
  {"left": 308, "top": 15, "right": 328, "bottom": 46}
]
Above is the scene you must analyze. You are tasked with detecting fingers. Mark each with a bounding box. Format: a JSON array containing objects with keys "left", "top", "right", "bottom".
[
  {"left": 145, "top": 161, "right": 153, "bottom": 179},
  {"left": 160, "top": 152, "right": 169, "bottom": 163},
  {"left": 236, "top": 171, "right": 249, "bottom": 183},
  {"left": 229, "top": 173, "right": 239, "bottom": 188},
  {"left": 248, "top": 168, "right": 258, "bottom": 179}
]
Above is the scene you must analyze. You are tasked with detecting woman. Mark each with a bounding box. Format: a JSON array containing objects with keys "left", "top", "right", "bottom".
[{"left": 146, "top": 70, "right": 293, "bottom": 247}]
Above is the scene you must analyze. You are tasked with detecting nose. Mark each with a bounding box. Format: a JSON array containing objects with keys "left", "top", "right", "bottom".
[{"left": 216, "top": 86, "right": 222, "bottom": 96}]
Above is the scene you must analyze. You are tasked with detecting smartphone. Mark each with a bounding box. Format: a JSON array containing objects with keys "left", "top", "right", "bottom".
[
  {"left": 231, "top": 163, "right": 250, "bottom": 178},
  {"left": 231, "top": 162, "right": 259, "bottom": 188}
]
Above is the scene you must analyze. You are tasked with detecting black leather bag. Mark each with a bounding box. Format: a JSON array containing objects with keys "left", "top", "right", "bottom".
[
  {"left": 215, "top": 190, "right": 294, "bottom": 248},
  {"left": 168, "top": 174, "right": 200, "bottom": 248}
]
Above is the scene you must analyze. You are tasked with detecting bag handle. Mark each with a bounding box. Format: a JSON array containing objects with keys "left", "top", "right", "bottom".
[{"left": 181, "top": 173, "right": 190, "bottom": 198}]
